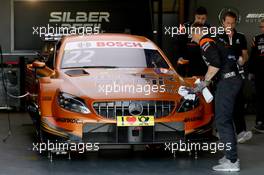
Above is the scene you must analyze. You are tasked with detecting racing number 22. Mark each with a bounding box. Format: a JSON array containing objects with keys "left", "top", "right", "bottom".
[{"left": 64, "top": 50, "right": 94, "bottom": 64}]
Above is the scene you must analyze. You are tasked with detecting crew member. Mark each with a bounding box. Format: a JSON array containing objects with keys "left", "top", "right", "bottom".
[
  {"left": 191, "top": 23, "right": 242, "bottom": 172},
  {"left": 175, "top": 6, "right": 209, "bottom": 77},
  {"left": 249, "top": 18, "right": 264, "bottom": 133},
  {"left": 218, "top": 11, "right": 252, "bottom": 143}
]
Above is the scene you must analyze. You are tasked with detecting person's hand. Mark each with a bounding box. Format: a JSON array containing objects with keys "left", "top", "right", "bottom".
[
  {"left": 177, "top": 58, "right": 189, "bottom": 65},
  {"left": 248, "top": 73, "right": 255, "bottom": 81},
  {"left": 181, "top": 86, "right": 195, "bottom": 94},
  {"left": 237, "top": 56, "right": 245, "bottom": 66},
  {"left": 193, "top": 80, "right": 208, "bottom": 93}
]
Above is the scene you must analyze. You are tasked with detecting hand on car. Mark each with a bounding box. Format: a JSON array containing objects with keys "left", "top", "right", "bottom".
[{"left": 193, "top": 80, "right": 209, "bottom": 93}]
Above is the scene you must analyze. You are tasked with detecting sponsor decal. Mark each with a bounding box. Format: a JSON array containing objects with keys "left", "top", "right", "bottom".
[
  {"left": 259, "top": 38, "right": 264, "bottom": 44},
  {"left": 117, "top": 116, "right": 154, "bottom": 126},
  {"left": 64, "top": 41, "right": 156, "bottom": 50},
  {"left": 55, "top": 118, "right": 82, "bottom": 124},
  {"left": 184, "top": 116, "right": 203, "bottom": 123},
  {"left": 245, "top": 13, "right": 264, "bottom": 23},
  {"left": 96, "top": 41, "right": 143, "bottom": 48},
  {"left": 258, "top": 45, "right": 264, "bottom": 54},
  {"left": 49, "top": 11, "right": 110, "bottom": 28}
]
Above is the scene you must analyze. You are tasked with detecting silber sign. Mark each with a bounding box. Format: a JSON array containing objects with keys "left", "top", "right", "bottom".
[{"left": 12, "top": 0, "right": 152, "bottom": 51}]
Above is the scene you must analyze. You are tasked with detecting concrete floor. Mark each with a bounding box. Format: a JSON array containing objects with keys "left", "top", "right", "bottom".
[{"left": 0, "top": 112, "right": 263, "bottom": 175}]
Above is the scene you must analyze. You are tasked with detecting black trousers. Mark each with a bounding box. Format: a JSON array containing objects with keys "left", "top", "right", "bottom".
[
  {"left": 255, "top": 74, "right": 264, "bottom": 124},
  {"left": 215, "top": 77, "right": 242, "bottom": 161},
  {"left": 233, "top": 80, "right": 247, "bottom": 134}
]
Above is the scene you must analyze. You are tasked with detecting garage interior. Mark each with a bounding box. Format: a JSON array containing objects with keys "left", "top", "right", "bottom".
[{"left": 0, "top": 0, "right": 264, "bottom": 174}]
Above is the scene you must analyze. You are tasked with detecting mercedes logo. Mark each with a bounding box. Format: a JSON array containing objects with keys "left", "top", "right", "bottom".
[
  {"left": 128, "top": 103, "right": 143, "bottom": 116},
  {"left": 218, "top": 7, "right": 241, "bottom": 25}
]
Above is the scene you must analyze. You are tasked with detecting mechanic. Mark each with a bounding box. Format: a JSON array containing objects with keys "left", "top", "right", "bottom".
[
  {"left": 191, "top": 23, "right": 242, "bottom": 172},
  {"left": 217, "top": 11, "right": 252, "bottom": 143},
  {"left": 248, "top": 18, "right": 264, "bottom": 133},
  {"left": 174, "top": 6, "right": 209, "bottom": 77}
]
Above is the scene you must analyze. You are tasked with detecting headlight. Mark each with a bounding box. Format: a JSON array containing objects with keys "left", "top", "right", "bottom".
[
  {"left": 57, "top": 92, "right": 90, "bottom": 114},
  {"left": 177, "top": 96, "right": 200, "bottom": 113}
]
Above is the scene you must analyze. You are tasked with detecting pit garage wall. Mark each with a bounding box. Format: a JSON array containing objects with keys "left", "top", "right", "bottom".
[
  {"left": 0, "top": 0, "right": 153, "bottom": 109},
  {"left": 0, "top": 0, "right": 12, "bottom": 53},
  {"left": 188, "top": 0, "right": 264, "bottom": 43},
  {"left": 0, "top": 0, "right": 153, "bottom": 53}
]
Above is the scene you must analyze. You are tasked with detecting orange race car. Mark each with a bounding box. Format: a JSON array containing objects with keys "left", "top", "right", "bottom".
[{"left": 25, "top": 34, "right": 214, "bottom": 145}]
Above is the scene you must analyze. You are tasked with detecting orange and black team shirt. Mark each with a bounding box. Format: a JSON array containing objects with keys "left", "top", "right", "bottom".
[
  {"left": 199, "top": 36, "right": 221, "bottom": 69},
  {"left": 199, "top": 35, "right": 239, "bottom": 77}
]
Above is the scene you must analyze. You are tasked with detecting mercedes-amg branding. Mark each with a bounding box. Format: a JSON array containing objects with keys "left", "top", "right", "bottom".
[
  {"left": 245, "top": 13, "right": 264, "bottom": 23},
  {"left": 128, "top": 103, "right": 143, "bottom": 116}
]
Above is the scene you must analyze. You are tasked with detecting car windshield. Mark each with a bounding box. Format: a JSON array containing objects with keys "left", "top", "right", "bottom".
[{"left": 61, "top": 44, "right": 170, "bottom": 69}]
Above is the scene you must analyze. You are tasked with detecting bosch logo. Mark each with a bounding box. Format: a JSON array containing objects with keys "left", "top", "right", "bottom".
[{"left": 77, "top": 42, "right": 92, "bottom": 48}]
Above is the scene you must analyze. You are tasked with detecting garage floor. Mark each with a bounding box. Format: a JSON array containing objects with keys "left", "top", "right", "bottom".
[{"left": 0, "top": 112, "right": 263, "bottom": 175}]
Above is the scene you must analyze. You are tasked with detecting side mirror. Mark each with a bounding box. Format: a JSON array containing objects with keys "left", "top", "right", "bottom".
[
  {"left": 32, "top": 61, "right": 45, "bottom": 69},
  {"left": 35, "top": 51, "right": 48, "bottom": 62}
]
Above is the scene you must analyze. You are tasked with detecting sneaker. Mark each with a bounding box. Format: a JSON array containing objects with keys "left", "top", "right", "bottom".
[
  {"left": 218, "top": 156, "right": 240, "bottom": 164},
  {"left": 237, "top": 131, "right": 253, "bottom": 143},
  {"left": 254, "top": 123, "right": 264, "bottom": 133},
  {"left": 218, "top": 156, "right": 228, "bottom": 164},
  {"left": 213, "top": 159, "right": 240, "bottom": 172},
  {"left": 256, "top": 121, "right": 263, "bottom": 125}
]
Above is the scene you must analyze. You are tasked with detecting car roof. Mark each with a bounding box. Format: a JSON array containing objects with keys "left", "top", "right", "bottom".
[{"left": 61, "top": 33, "right": 150, "bottom": 43}]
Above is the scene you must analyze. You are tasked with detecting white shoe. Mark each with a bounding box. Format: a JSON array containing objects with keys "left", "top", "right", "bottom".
[
  {"left": 237, "top": 131, "right": 253, "bottom": 143},
  {"left": 218, "top": 156, "right": 227, "bottom": 164},
  {"left": 213, "top": 159, "right": 240, "bottom": 172},
  {"left": 218, "top": 156, "right": 240, "bottom": 164}
]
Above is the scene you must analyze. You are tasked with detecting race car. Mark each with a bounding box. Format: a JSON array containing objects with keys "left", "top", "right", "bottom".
[{"left": 25, "top": 34, "right": 214, "bottom": 145}]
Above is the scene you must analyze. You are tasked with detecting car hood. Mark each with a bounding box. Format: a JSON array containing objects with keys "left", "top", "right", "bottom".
[{"left": 58, "top": 68, "right": 189, "bottom": 100}]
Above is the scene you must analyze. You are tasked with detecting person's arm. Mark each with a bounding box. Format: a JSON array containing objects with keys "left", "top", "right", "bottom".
[
  {"left": 176, "top": 38, "right": 189, "bottom": 64},
  {"left": 248, "top": 37, "right": 257, "bottom": 76},
  {"left": 201, "top": 40, "right": 222, "bottom": 70},
  {"left": 237, "top": 50, "right": 248, "bottom": 66},
  {"left": 204, "top": 66, "right": 219, "bottom": 82},
  {"left": 194, "top": 39, "right": 222, "bottom": 92},
  {"left": 238, "top": 35, "right": 249, "bottom": 66},
  {"left": 175, "top": 24, "right": 189, "bottom": 64}
]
